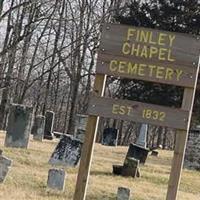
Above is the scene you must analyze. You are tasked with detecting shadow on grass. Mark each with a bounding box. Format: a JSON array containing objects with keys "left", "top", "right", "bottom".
[{"left": 90, "top": 170, "right": 113, "bottom": 176}]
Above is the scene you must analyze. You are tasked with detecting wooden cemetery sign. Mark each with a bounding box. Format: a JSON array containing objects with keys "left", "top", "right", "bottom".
[{"left": 74, "top": 23, "right": 200, "bottom": 200}]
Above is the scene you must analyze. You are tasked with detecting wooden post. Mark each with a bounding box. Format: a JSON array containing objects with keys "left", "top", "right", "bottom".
[
  {"left": 166, "top": 56, "right": 199, "bottom": 200},
  {"left": 73, "top": 74, "right": 107, "bottom": 200}
]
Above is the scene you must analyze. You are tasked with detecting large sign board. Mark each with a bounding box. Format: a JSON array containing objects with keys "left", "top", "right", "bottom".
[
  {"left": 74, "top": 23, "right": 200, "bottom": 200},
  {"left": 88, "top": 96, "right": 189, "bottom": 130},
  {"left": 96, "top": 24, "right": 199, "bottom": 87}
]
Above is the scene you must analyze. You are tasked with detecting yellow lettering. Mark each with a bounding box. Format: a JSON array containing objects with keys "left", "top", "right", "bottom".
[
  {"left": 158, "top": 48, "right": 167, "bottom": 61},
  {"left": 165, "top": 68, "right": 174, "bottom": 80},
  {"left": 140, "top": 46, "right": 148, "bottom": 58},
  {"left": 148, "top": 65, "right": 156, "bottom": 77},
  {"left": 127, "top": 106, "right": 132, "bottom": 115},
  {"left": 149, "top": 46, "right": 158, "bottom": 58},
  {"left": 128, "top": 62, "right": 138, "bottom": 74},
  {"left": 138, "top": 64, "right": 146, "bottom": 76},
  {"left": 169, "top": 35, "right": 176, "bottom": 47},
  {"left": 149, "top": 32, "right": 156, "bottom": 44},
  {"left": 156, "top": 66, "right": 165, "bottom": 79},
  {"left": 109, "top": 60, "right": 118, "bottom": 72},
  {"left": 112, "top": 104, "right": 119, "bottom": 115},
  {"left": 175, "top": 69, "right": 183, "bottom": 81},
  {"left": 127, "top": 28, "right": 136, "bottom": 40},
  {"left": 119, "top": 106, "right": 126, "bottom": 115},
  {"left": 139, "top": 30, "right": 149, "bottom": 43},
  {"left": 118, "top": 61, "right": 126, "bottom": 73},
  {"left": 158, "top": 33, "right": 167, "bottom": 46},
  {"left": 122, "top": 42, "right": 131, "bottom": 55},
  {"left": 131, "top": 44, "right": 140, "bottom": 56},
  {"left": 168, "top": 49, "right": 175, "bottom": 62}
]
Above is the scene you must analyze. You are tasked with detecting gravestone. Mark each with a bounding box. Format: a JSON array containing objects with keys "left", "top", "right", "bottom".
[
  {"left": 5, "top": 104, "right": 33, "bottom": 148},
  {"left": 136, "top": 123, "right": 148, "bottom": 148},
  {"left": 44, "top": 111, "right": 54, "bottom": 140},
  {"left": 102, "top": 127, "right": 118, "bottom": 146},
  {"left": 125, "top": 143, "right": 149, "bottom": 164},
  {"left": 75, "top": 114, "right": 88, "bottom": 142},
  {"left": 117, "top": 187, "right": 130, "bottom": 200},
  {"left": 113, "top": 165, "right": 123, "bottom": 175},
  {"left": 122, "top": 157, "right": 140, "bottom": 178},
  {"left": 47, "top": 168, "right": 65, "bottom": 191},
  {"left": 49, "top": 134, "right": 82, "bottom": 167},
  {"left": 0, "top": 153, "right": 12, "bottom": 183},
  {"left": 32, "top": 115, "right": 45, "bottom": 141},
  {"left": 184, "top": 128, "right": 200, "bottom": 170}
]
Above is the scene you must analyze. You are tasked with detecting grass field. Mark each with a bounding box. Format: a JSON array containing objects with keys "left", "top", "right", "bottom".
[{"left": 0, "top": 131, "right": 199, "bottom": 200}]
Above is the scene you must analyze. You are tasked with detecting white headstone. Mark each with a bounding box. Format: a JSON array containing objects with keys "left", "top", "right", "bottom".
[
  {"left": 0, "top": 155, "right": 12, "bottom": 183},
  {"left": 117, "top": 187, "right": 130, "bottom": 200},
  {"left": 136, "top": 124, "right": 148, "bottom": 148},
  {"left": 47, "top": 168, "right": 65, "bottom": 191}
]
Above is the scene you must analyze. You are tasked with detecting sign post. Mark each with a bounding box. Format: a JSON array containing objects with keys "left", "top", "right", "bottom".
[{"left": 73, "top": 23, "right": 200, "bottom": 200}]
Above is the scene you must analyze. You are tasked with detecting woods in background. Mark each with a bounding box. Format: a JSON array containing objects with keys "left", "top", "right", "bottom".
[{"left": 0, "top": 0, "right": 199, "bottom": 148}]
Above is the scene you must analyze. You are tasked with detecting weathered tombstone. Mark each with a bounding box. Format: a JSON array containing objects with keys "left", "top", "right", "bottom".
[
  {"left": 44, "top": 111, "right": 55, "bottom": 140},
  {"left": 32, "top": 115, "right": 45, "bottom": 141},
  {"left": 117, "top": 187, "right": 130, "bottom": 200},
  {"left": 5, "top": 104, "right": 33, "bottom": 148},
  {"left": 75, "top": 114, "right": 88, "bottom": 142},
  {"left": 122, "top": 157, "right": 140, "bottom": 178},
  {"left": 151, "top": 150, "right": 159, "bottom": 157},
  {"left": 136, "top": 124, "right": 148, "bottom": 148},
  {"left": 47, "top": 168, "right": 65, "bottom": 191},
  {"left": 0, "top": 154, "right": 12, "bottom": 183},
  {"left": 113, "top": 165, "right": 123, "bottom": 175},
  {"left": 125, "top": 143, "right": 149, "bottom": 164},
  {"left": 49, "top": 134, "right": 82, "bottom": 167},
  {"left": 102, "top": 127, "right": 118, "bottom": 146}
]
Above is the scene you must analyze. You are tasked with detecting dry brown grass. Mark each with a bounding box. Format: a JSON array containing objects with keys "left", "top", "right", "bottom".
[{"left": 0, "top": 132, "right": 199, "bottom": 200}]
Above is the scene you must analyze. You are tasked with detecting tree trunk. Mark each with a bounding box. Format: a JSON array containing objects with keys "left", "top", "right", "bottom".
[
  {"left": 156, "top": 126, "right": 163, "bottom": 148},
  {"left": 0, "top": 0, "right": 4, "bottom": 17}
]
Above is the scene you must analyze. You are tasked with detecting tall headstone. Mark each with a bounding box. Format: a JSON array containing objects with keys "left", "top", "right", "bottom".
[
  {"left": 32, "top": 115, "right": 45, "bottom": 141},
  {"left": 0, "top": 151, "right": 12, "bottom": 183},
  {"left": 117, "top": 187, "right": 130, "bottom": 200},
  {"left": 49, "top": 134, "right": 82, "bottom": 167},
  {"left": 47, "top": 168, "right": 65, "bottom": 191},
  {"left": 44, "top": 111, "right": 54, "bottom": 140},
  {"left": 75, "top": 114, "right": 88, "bottom": 142},
  {"left": 136, "top": 123, "right": 148, "bottom": 148},
  {"left": 5, "top": 104, "right": 33, "bottom": 148},
  {"left": 102, "top": 127, "right": 118, "bottom": 146}
]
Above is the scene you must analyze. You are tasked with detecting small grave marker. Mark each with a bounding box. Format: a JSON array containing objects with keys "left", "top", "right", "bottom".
[
  {"left": 0, "top": 153, "right": 12, "bottom": 183},
  {"left": 47, "top": 168, "right": 65, "bottom": 191},
  {"left": 117, "top": 187, "right": 130, "bottom": 200}
]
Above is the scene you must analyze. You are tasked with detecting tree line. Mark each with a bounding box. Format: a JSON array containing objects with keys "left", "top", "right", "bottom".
[{"left": 0, "top": 0, "right": 199, "bottom": 148}]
